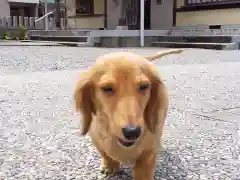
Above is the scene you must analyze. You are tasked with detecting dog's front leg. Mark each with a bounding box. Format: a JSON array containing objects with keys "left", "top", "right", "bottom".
[
  {"left": 98, "top": 150, "right": 120, "bottom": 176},
  {"left": 132, "top": 150, "right": 157, "bottom": 180}
]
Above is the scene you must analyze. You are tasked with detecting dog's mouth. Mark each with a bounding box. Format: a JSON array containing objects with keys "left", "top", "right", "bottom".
[{"left": 117, "top": 138, "right": 136, "bottom": 148}]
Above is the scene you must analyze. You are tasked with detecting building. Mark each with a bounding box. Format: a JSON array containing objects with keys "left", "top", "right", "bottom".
[
  {"left": 66, "top": 0, "right": 105, "bottom": 29},
  {"left": 0, "top": 0, "right": 67, "bottom": 29},
  {"left": 176, "top": 0, "right": 240, "bottom": 26},
  {"left": 66, "top": 0, "right": 240, "bottom": 30},
  {"left": 0, "top": 0, "right": 59, "bottom": 19}
]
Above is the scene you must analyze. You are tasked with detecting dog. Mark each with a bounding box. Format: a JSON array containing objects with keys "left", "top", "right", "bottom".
[{"left": 74, "top": 49, "right": 183, "bottom": 180}]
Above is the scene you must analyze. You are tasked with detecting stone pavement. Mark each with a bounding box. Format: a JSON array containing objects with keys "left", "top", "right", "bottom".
[{"left": 0, "top": 47, "right": 239, "bottom": 180}]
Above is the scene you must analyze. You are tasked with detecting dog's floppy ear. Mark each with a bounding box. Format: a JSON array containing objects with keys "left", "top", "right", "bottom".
[
  {"left": 74, "top": 71, "right": 96, "bottom": 136},
  {"left": 141, "top": 63, "right": 168, "bottom": 133}
]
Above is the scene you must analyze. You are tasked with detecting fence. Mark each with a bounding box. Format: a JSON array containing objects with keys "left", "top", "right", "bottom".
[{"left": 0, "top": 16, "right": 67, "bottom": 30}]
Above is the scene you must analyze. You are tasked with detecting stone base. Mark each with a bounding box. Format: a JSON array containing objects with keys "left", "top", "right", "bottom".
[
  {"left": 115, "top": 26, "right": 128, "bottom": 30},
  {"left": 96, "top": 36, "right": 158, "bottom": 47}
]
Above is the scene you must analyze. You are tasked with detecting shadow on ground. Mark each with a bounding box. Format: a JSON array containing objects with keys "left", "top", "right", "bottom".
[{"left": 86, "top": 149, "right": 188, "bottom": 180}]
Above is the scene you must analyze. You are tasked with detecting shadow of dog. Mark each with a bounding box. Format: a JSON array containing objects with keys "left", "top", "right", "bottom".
[{"left": 87, "top": 149, "right": 188, "bottom": 180}]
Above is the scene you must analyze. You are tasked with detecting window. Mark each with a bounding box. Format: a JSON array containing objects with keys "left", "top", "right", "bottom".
[
  {"left": 10, "top": 7, "right": 21, "bottom": 17},
  {"left": 185, "top": 0, "right": 240, "bottom": 6},
  {"left": 76, "top": 0, "right": 94, "bottom": 15}
]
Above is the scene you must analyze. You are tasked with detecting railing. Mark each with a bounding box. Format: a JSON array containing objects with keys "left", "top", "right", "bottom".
[
  {"left": 35, "top": 9, "right": 56, "bottom": 23},
  {"left": 0, "top": 16, "right": 67, "bottom": 30},
  {"left": 34, "top": 9, "right": 56, "bottom": 30}
]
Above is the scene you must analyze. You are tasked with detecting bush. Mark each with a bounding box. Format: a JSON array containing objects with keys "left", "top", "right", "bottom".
[
  {"left": 3, "top": 31, "right": 10, "bottom": 40},
  {"left": 18, "top": 25, "right": 28, "bottom": 40}
]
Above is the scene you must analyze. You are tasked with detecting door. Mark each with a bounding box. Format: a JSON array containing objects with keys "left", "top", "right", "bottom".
[
  {"left": 125, "top": 0, "right": 151, "bottom": 30},
  {"left": 125, "top": 0, "right": 139, "bottom": 30},
  {"left": 144, "top": 0, "right": 151, "bottom": 29}
]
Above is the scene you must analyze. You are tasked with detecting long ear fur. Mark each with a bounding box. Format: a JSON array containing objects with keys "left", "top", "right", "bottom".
[
  {"left": 141, "top": 64, "right": 169, "bottom": 133},
  {"left": 74, "top": 71, "right": 96, "bottom": 136}
]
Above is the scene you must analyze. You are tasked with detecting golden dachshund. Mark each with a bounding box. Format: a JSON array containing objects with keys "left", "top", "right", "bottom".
[{"left": 74, "top": 49, "right": 183, "bottom": 180}]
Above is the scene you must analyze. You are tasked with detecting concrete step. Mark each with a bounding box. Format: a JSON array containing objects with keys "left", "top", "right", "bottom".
[
  {"left": 29, "top": 35, "right": 88, "bottom": 42},
  {"left": 27, "top": 30, "right": 91, "bottom": 36},
  {"left": 56, "top": 41, "right": 91, "bottom": 47},
  {"left": 151, "top": 41, "right": 235, "bottom": 50},
  {"left": 0, "top": 40, "right": 91, "bottom": 47},
  {"left": 156, "top": 36, "right": 233, "bottom": 43}
]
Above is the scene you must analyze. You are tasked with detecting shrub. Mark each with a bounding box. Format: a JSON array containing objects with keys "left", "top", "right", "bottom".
[
  {"left": 3, "top": 31, "right": 10, "bottom": 40},
  {"left": 19, "top": 25, "right": 28, "bottom": 40}
]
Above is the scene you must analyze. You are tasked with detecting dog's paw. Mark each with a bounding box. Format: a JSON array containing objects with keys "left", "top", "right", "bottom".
[{"left": 100, "top": 164, "right": 119, "bottom": 176}]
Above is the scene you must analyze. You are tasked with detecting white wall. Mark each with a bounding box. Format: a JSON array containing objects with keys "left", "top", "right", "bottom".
[
  {"left": 106, "top": 0, "right": 174, "bottom": 30},
  {"left": 151, "top": 0, "right": 173, "bottom": 29},
  {"left": 0, "top": 0, "right": 10, "bottom": 16},
  {"left": 106, "top": 0, "right": 121, "bottom": 29}
]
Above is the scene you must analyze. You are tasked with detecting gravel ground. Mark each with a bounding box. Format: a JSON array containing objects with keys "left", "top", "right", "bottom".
[{"left": 0, "top": 47, "right": 239, "bottom": 180}]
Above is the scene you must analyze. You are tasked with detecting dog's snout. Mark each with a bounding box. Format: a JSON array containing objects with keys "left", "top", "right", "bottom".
[{"left": 122, "top": 126, "right": 141, "bottom": 140}]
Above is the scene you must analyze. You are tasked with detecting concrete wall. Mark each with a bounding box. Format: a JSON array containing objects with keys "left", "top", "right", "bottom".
[
  {"left": 98, "top": 36, "right": 157, "bottom": 47},
  {"left": 0, "top": 0, "right": 10, "bottom": 16},
  {"left": 94, "top": 0, "right": 104, "bottom": 14},
  {"left": 151, "top": 0, "right": 173, "bottom": 29},
  {"left": 176, "top": 0, "right": 240, "bottom": 26},
  {"left": 106, "top": 0, "right": 120, "bottom": 29},
  {"left": 176, "top": 0, "right": 184, "bottom": 8},
  {"left": 66, "top": 0, "right": 75, "bottom": 17},
  {"left": 67, "top": 0, "right": 104, "bottom": 29},
  {"left": 176, "top": 8, "right": 240, "bottom": 26},
  {"left": 66, "top": 0, "right": 174, "bottom": 30},
  {"left": 106, "top": 0, "right": 174, "bottom": 30},
  {"left": 68, "top": 16, "right": 104, "bottom": 29}
]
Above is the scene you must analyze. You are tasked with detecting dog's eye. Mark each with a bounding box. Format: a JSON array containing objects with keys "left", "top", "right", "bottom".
[
  {"left": 138, "top": 84, "right": 150, "bottom": 92},
  {"left": 101, "top": 86, "right": 114, "bottom": 94}
]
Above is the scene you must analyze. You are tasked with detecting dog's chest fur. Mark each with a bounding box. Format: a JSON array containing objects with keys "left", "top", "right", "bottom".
[
  {"left": 88, "top": 116, "right": 160, "bottom": 164},
  {"left": 89, "top": 123, "right": 141, "bottom": 164}
]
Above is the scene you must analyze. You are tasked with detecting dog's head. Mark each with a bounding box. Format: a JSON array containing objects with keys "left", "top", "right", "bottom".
[{"left": 74, "top": 52, "right": 169, "bottom": 148}]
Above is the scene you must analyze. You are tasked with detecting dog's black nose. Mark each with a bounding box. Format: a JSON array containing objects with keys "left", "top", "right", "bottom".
[{"left": 122, "top": 126, "right": 141, "bottom": 141}]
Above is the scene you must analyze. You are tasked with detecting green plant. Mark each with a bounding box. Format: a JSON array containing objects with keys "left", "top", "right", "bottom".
[
  {"left": 18, "top": 25, "right": 28, "bottom": 40},
  {"left": 3, "top": 31, "right": 10, "bottom": 40}
]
